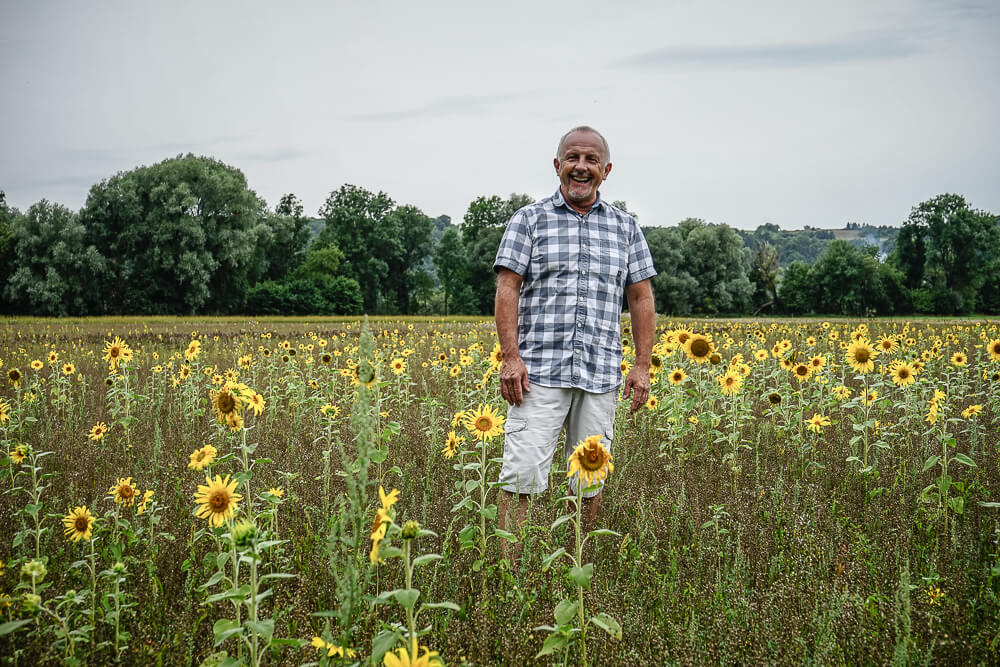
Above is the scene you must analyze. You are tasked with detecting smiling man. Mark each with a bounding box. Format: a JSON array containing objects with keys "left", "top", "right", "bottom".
[{"left": 493, "top": 126, "right": 657, "bottom": 562}]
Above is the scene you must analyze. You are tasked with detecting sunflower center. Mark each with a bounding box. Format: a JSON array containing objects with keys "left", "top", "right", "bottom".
[
  {"left": 581, "top": 447, "right": 604, "bottom": 471},
  {"left": 75, "top": 515, "right": 89, "bottom": 532},
  {"left": 109, "top": 346, "right": 121, "bottom": 358},
  {"left": 690, "top": 339, "right": 710, "bottom": 357},
  {"left": 795, "top": 365, "right": 808, "bottom": 376},
  {"left": 855, "top": 349, "right": 870, "bottom": 363},
  {"left": 120, "top": 485, "right": 135, "bottom": 498},
  {"left": 475, "top": 416, "right": 492, "bottom": 432},
  {"left": 898, "top": 369, "right": 910, "bottom": 379},
  {"left": 209, "top": 491, "right": 228, "bottom": 511},
  {"left": 218, "top": 393, "right": 236, "bottom": 414}
]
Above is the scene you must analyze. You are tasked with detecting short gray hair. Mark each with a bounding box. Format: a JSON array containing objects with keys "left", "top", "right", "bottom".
[{"left": 556, "top": 126, "right": 610, "bottom": 163}]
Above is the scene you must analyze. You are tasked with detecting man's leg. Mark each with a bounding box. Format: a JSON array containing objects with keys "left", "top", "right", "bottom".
[
  {"left": 564, "top": 388, "right": 617, "bottom": 552},
  {"left": 499, "top": 490, "right": 530, "bottom": 563}
]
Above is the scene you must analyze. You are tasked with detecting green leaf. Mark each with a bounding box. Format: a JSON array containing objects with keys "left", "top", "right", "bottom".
[
  {"left": 978, "top": 501, "right": 1000, "bottom": 509},
  {"left": 199, "top": 570, "right": 226, "bottom": 590},
  {"left": 371, "top": 628, "right": 402, "bottom": 664},
  {"left": 554, "top": 598, "right": 580, "bottom": 625},
  {"left": 412, "top": 554, "right": 442, "bottom": 569},
  {"left": 0, "top": 619, "right": 32, "bottom": 636},
  {"left": 587, "top": 528, "right": 621, "bottom": 539},
  {"left": 953, "top": 453, "right": 977, "bottom": 467},
  {"left": 394, "top": 588, "right": 420, "bottom": 609},
  {"left": 590, "top": 612, "right": 623, "bottom": 639},
  {"left": 246, "top": 619, "right": 274, "bottom": 643},
  {"left": 541, "top": 547, "right": 567, "bottom": 571},
  {"left": 536, "top": 633, "right": 568, "bottom": 658},
  {"left": 568, "top": 563, "right": 594, "bottom": 588},
  {"left": 493, "top": 528, "right": 517, "bottom": 542},
  {"left": 922, "top": 455, "right": 940, "bottom": 472},
  {"left": 948, "top": 496, "right": 965, "bottom": 515},
  {"left": 938, "top": 474, "right": 952, "bottom": 496},
  {"left": 213, "top": 618, "right": 242, "bottom": 646},
  {"left": 421, "top": 601, "right": 460, "bottom": 612},
  {"left": 479, "top": 504, "right": 497, "bottom": 520},
  {"left": 465, "top": 479, "right": 479, "bottom": 492},
  {"left": 551, "top": 514, "right": 573, "bottom": 531}
]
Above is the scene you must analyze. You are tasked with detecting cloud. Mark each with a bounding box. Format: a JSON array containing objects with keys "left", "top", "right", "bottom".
[
  {"left": 235, "top": 147, "right": 311, "bottom": 162},
  {"left": 615, "top": 33, "right": 923, "bottom": 70},
  {"left": 344, "top": 91, "right": 534, "bottom": 122}
]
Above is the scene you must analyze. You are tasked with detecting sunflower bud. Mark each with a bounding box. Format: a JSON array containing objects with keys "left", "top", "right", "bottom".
[
  {"left": 232, "top": 519, "right": 258, "bottom": 549},
  {"left": 401, "top": 520, "right": 420, "bottom": 540},
  {"left": 768, "top": 392, "right": 782, "bottom": 405},
  {"left": 112, "top": 561, "right": 127, "bottom": 575},
  {"left": 21, "top": 593, "right": 41, "bottom": 614},
  {"left": 21, "top": 559, "right": 46, "bottom": 581}
]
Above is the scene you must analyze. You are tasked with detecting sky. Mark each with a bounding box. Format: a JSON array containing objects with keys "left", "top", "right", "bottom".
[{"left": 1, "top": 0, "right": 998, "bottom": 230}]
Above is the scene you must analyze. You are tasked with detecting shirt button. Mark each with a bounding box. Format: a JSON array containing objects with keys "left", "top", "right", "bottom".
[{"left": 577, "top": 322, "right": 583, "bottom": 328}]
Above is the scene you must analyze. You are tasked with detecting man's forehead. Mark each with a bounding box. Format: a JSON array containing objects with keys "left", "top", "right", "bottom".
[{"left": 561, "top": 131, "right": 603, "bottom": 151}]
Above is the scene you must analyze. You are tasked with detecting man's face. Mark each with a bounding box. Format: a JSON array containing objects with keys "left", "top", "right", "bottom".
[{"left": 554, "top": 131, "right": 612, "bottom": 210}]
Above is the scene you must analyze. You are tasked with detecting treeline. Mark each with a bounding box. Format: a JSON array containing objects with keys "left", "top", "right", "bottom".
[{"left": 1, "top": 154, "right": 997, "bottom": 317}]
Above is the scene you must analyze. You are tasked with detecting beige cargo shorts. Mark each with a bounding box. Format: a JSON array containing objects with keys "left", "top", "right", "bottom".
[{"left": 498, "top": 384, "right": 617, "bottom": 499}]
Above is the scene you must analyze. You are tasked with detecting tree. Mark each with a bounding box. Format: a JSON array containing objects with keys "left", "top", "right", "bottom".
[
  {"left": 256, "top": 193, "right": 311, "bottom": 282},
  {"left": 434, "top": 226, "right": 475, "bottom": 315},
  {"left": 461, "top": 193, "right": 533, "bottom": 314},
  {"left": 317, "top": 184, "right": 397, "bottom": 313},
  {"left": 80, "top": 154, "right": 266, "bottom": 314},
  {"left": 749, "top": 243, "right": 780, "bottom": 312},
  {"left": 807, "top": 241, "right": 884, "bottom": 316},
  {"left": 892, "top": 194, "right": 999, "bottom": 314},
  {"left": 5, "top": 200, "right": 105, "bottom": 316},
  {"left": 382, "top": 205, "right": 434, "bottom": 314},
  {"left": 645, "top": 219, "right": 752, "bottom": 315},
  {"left": 0, "top": 191, "right": 17, "bottom": 312},
  {"left": 776, "top": 261, "right": 814, "bottom": 315}
]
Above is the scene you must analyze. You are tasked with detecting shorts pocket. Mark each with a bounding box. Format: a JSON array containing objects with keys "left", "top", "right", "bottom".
[{"left": 505, "top": 418, "right": 527, "bottom": 435}]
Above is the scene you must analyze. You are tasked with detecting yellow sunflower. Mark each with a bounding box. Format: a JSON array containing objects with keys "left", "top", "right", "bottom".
[
  {"left": 62, "top": 363, "right": 75, "bottom": 376},
  {"left": 370, "top": 485, "right": 400, "bottom": 563},
  {"left": 890, "top": 362, "right": 917, "bottom": 387},
  {"left": 390, "top": 358, "right": 406, "bottom": 375},
  {"left": 791, "top": 363, "right": 812, "bottom": 382},
  {"left": 846, "top": 339, "right": 877, "bottom": 373},
  {"left": 9, "top": 444, "right": 29, "bottom": 464},
  {"left": 489, "top": 344, "right": 503, "bottom": 368},
  {"left": 62, "top": 506, "right": 96, "bottom": 542},
  {"left": 193, "top": 474, "right": 243, "bottom": 527},
  {"left": 950, "top": 352, "right": 967, "bottom": 367},
  {"left": 102, "top": 336, "right": 131, "bottom": 368},
  {"left": 441, "top": 430, "right": 464, "bottom": 459},
  {"left": 383, "top": 644, "right": 441, "bottom": 667},
  {"left": 463, "top": 404, "right": 506, "bottom": 441},
  {"left": 185, "top": 339, "right": 201, "bottom": 361},
  {"left": 137, "top": 490, "right": 155, "bottom": 514},
  {"left": 566, "top": 434, "right": 614, "bottom": 489},
  {"left": 188, "top": 444, "right": 218, "bottom": 471},
  {"left": 89, "top": 421, "right": 109, "bottom": 441},
  {"left": 718, "top": 371, "right": 742, "bottom": 396},
  {"left": 961, "top": 404, "right": 982, "bottom": 418},
  {"left": 987, "top": 339, "right": 1000, "bottom": 362},
  {"left": 684, "top": 334, "right": 714, "bottom": 364},
  {"left": 8, "top": 368, "right": 22, "bottom": 388},
  {"left": 0, "top": 398, "right": 9, "bottom": 425},
  {"left": 645, "top": 395, "right": 659, "bottom": 410},
  {"left": 30, "top": 359, "right": 43, "bottom": 371},
  {"left": 806, "top": 413, "right": 831, "bottom": 433},
  {"left": 108, "top": 477, "right": 139, "bottom": 506},
  {"left": 668, "top": 368, "right": 687, "bottom": 385}
]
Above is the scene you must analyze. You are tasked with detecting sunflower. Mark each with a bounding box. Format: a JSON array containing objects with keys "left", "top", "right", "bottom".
[
  {"left": 950, "top": 352, "right": 967, "bottom": 366},
  {"left": 370, "top": 485, "right": 399, "bottom": 563},
  {"left": 0, "top": 398, "right": 9, "bottom": 425},
  {"left": 668, "top": 368, "right": 687, "bottom": 385},
  {"left": 449, "top": 365, "right": 461, "bottom": 377},
  {"left": 212, "top": 385, "right": 243, "bottom": 429},
  {"left": 266, "top": 487, "right": 284, "bottom": 499},
  {"left": 320, "top": 404, "right": 340, "bottom": 419},
  {"left": 645, "top": 395, "right": 660, "bottom": 410},
  {"left": 193, "top": 474, "right": 243, "bottom": 527},
  {"left": 877, "top": 337, "right": 898, "bottom": 354},
  {"left": 718, "top": 371, "right": 742, "bottom": 396},
  {"left": 806, "top": 413, "right": 831, "bottom": 433},
  {"left": 846, "top": 339, "right": 877, "bottom": 373},
  {"left": 108, "top": 477, "right": 139, "bottom": 506},
  {"left": 30, "top": 359, "right": 43, "bottom": 371},
  {"left": 863, "top": 390, "right": 878, "bottom": 406},
  {"left": 89, "top": 422, "right": 109, "bottom": 441},
  {"left": 767, "top": 392, "right": 782, "bottom": 405},
  {"left": 383, "top": 644, "right": 441, "bottom": 667},
  {"left": 102, "top": 336, "right": 131, "bottom": 368},
  {"left": 185, "top": 339, "right": 201, "bottom": 361},
  {"left": 62, "top": 506, "right": 96, "bottom": 542},
  {"left": 684, "top": 334, "right": 714, "bottom": 364},
  {"left": 809, "top": 355, "right": 826, "bottom": 371},
  {"left": 441, "top": 430, "right": 464, "bottom": 459},
  {"left": 62, "top": 363, "right": 75, "bottom": 376},
  {"left": 9, "top": 444, "right": 28, "bottom": 464},
  {"left": 463, "top": 404, "right": 506, "bottom": 441},
  {"left": 890, "top": 362, "right": 917, "bottom": 387},
  {"left": 188, "top": 444, "right": 218, "bottom": 471},
  {"left": 961, "top": 404, "right": 982, "bottom": 418},
  {"left": 390, "top": 358, "right": 406, "bottom": 375},
  {"left": 791, "top": 363, "right": 812, "bottom": 382},
  {"left": 137, "top": 489, "right": 155, "bottom": 514},
  {"left": 246, "top": 391, "right": 265, "bottom": 416},
  {"left": 489, "top": 344, "right": 503, "bottom": 368},
  {"left": 649, "top": 354, "right": 663, "bottom": 374},
  {"left": 7, "top": 368, "right": 22, "bottom": 388},
  {"left": 754, "top": 349, "right": 769, "bottom": 362},
  {"left": 567, "top": 434, "right": 614, "bottom": 489},
  {"left": 47, "top": 351, "right": 59, "bottom": 364},
  {"left": 988, "top": 339, "right": 1000, "bottom": 362}
]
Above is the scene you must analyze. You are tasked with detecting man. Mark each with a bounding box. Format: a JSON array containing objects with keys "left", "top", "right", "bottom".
[{"left": 493, "top": 126, "right": 656, "bottom": 560}]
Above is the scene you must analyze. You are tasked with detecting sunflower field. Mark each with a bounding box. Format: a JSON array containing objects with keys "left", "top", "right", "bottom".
[{"left": 1, "top": 316, "right": 999, "bottom": 666}]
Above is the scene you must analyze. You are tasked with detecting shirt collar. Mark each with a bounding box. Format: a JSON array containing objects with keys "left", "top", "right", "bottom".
[{"left": 553, "top": 188, "right": 603, "bottom": 214}]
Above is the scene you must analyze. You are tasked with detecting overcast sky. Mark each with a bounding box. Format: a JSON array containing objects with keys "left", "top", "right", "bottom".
[{"left": 2, "top": 0, "right": 998, "bottom": 229}]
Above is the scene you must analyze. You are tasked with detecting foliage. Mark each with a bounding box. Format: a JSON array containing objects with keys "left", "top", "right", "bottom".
[{"left": 460, "top": 194, "right": 533, "bottom": 315}]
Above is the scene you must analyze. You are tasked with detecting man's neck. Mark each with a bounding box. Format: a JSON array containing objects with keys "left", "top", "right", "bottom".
[{"left": 560, "top": 187, "right": 597, "bottom": 216}]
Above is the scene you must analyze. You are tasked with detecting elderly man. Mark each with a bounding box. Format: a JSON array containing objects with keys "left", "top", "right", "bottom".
[{"left": 493, "top": 126, "right": 656, "bottom": 559}]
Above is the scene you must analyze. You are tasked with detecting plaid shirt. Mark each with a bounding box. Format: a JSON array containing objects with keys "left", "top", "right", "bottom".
[{"left": 493, "top": 189, "right": 657, "bottom": 393}]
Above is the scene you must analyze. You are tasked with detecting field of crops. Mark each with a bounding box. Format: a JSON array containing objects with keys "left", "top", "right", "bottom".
[{"left": 1, "top": 316, "right": 999, "bottom": 666}]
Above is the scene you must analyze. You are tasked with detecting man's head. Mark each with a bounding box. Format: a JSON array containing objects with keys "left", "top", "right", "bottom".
[{"left": 554, "top": 126, "right": 612, "bottom": 212}]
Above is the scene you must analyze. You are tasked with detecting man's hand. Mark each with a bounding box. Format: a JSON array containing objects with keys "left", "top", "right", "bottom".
[
  {"left": 622, "top": 364, "right": 650, "bottom": 414},
  {"left": 500, "top": 355, "right": 531, "bottom": 406}
]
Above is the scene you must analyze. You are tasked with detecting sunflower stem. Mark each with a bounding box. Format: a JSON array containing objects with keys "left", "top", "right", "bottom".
[{"left": 575, "top": 480, "right": 587, "bottom": 667}]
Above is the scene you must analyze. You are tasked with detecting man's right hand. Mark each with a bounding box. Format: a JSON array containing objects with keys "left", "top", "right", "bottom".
[{"left": 500, "top": 355, "right": 531, "bottom": 406}]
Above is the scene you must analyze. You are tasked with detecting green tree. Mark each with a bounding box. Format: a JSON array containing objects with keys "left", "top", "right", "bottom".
[
  {"left": 0, "top": 191, "right": 17, "bottom": 312},
  {"left": 645, "top": 219, "right": 752, "bottom": 315},
  {"left": 80, "top": 154, "right": 266, "bottom": 314},
  {"left": 382, "top": 205, "right": 434, "bottom": 314},
  {"left": 255, "top": 193, "right": 311, "bottom": 281},
  {"left": 461, "top": 193, "right": 533, "bottom": 314},
  {"left": 5, "top": 200, "right": 105, "bottom": 316},
  {"left": 748, "top": 243, "right": 780, "bottom": 312},
  {"left": 434, "top": 226, "right": 475, "bottom": 315},
  {"left": 777, "top": 261, "right": 814, "bottom": 315},
  {"left": 807, "top": 241, "right": 884, "bottom": 316},
  {"left": 317, "top": 184, "right": 396, "bottom": 313},
  {"left": 892, "top": 194, "right": 999, "bottom": 314}
]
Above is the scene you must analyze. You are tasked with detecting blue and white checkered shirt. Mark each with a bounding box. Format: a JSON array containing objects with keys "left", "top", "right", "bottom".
[{"left": 493, "top": 189, "right": 657, "bottom": 394}]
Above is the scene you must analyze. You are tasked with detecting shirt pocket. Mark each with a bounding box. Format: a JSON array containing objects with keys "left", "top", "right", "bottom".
[{"left": 596, "top": 239, "right": 627, "bottom": 287}]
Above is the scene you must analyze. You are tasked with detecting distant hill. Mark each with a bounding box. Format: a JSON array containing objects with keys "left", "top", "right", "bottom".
[{"left": 738, "top": 223, "right": 898, "bottom": 266}]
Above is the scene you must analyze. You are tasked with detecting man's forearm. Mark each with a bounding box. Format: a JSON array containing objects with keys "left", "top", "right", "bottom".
[
  {"left": 495, "top": 275, "right": 522, "bottom": 359},
  {"left": 628, "top": 282, "right": 655, "bottom": 368}
]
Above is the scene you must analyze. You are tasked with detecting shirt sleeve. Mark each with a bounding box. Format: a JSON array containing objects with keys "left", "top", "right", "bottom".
[
  {"left": 625, "top": 220, "right": 657, "bottom": 285},
  {"left": 493, "top": 209, "right": 531, "bottom": 277}
]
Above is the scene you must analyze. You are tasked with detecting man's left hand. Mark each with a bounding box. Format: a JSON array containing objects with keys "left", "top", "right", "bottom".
[{"left": 622, "top": 365, "right": 650, "bottom": 414}]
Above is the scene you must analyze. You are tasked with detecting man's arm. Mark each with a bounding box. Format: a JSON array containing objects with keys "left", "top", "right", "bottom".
[
  {"left": 495, "top": 268, "right": 530, "bottom": 406},
  {"left": 623, "top": 278, "right": 655, "bottom": 413}
]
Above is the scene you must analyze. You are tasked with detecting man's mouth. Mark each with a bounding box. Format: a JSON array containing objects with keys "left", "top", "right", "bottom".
[{"left": 570, "top": 175, "right": 591, "bottom": 183}]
